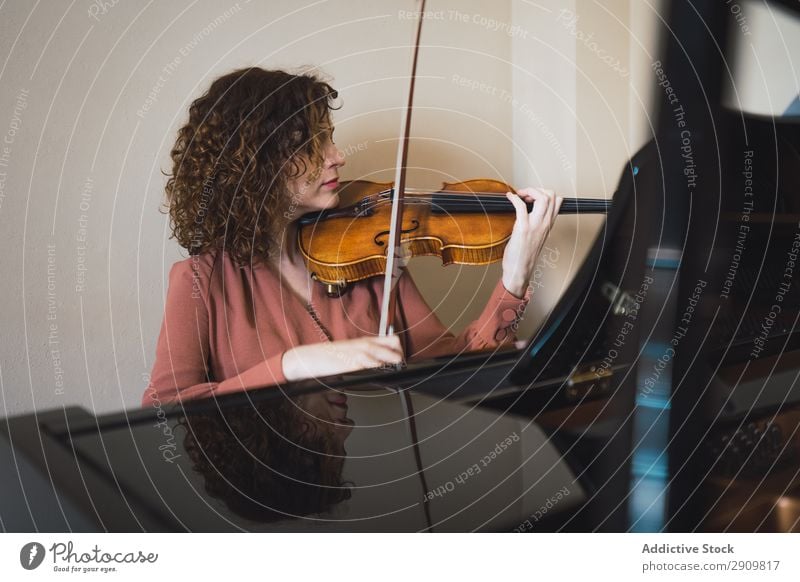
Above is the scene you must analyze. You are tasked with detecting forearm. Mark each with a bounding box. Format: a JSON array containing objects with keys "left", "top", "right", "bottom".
[
  {"left": 404, "top": 278, "right": 531, "bottom": 360},
  {"left": 143, "top": 351, "right": 286, "bottom": 406}
]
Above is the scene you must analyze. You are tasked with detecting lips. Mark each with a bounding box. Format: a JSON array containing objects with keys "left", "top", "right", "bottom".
[
  {"left": 322, "top": 177, "right": 339, "bottom": 189},
  {"left": 326, "top": 392, "right": 351, "bottom": 424},
  {"left": 326, "top": 392, "right": 348, "bottom": 406}
]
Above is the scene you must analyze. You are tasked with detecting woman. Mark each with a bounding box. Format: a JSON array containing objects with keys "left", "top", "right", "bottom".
[{"left": 143, "top": 67, "right": 562, "bottom": 406}]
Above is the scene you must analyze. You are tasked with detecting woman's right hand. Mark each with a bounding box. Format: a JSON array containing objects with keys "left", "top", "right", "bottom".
[{"left": 281, "top": 335, "right": 404, "bottom": 382}]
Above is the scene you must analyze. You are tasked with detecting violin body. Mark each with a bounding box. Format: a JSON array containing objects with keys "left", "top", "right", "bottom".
[
  {"left": 299, "top": 179, "right": 519, "bottom": 286},
  {"left": 298, "top": 179, "right": 611, "bottom": 287}
]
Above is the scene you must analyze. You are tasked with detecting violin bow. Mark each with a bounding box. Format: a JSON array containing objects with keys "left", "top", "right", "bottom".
[
  {"left": 379, "top": 3, "right": 435, "bottom": 530},
  {"left": 378, "top": 0, "right": 427, "bottom": 337}
]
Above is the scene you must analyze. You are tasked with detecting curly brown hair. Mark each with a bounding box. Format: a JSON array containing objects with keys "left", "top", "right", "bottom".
[
  {"left": 179, "top": 395, "right": 351, "bottom": 523},
  {"left": 164, "top": 67, "right": 339, "bottom": 266}
]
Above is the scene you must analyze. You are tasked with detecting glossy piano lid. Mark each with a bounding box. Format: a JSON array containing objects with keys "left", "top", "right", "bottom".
[{"left": 67, "top": 386, "right": 584, "bottom": 531}]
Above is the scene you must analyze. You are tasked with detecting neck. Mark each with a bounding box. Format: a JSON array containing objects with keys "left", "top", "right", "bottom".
[{"left": 272, "top": 218, "right": 305, "bottom": 270}]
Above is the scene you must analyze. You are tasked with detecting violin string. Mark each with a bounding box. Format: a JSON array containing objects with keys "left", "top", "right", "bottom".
[
  {"left": 360, "top": 190, "right": 609, "bottom": 206},
  {"left": 401, "top": 187, "right": 611, "bottom": 200},
  {"left": 360, "top": 192, "right": 608, "bottom": 203},
  {"left": 353, "top": 200, "right": 610, "bottom": 214},
  {"left": 371, "top": 196, "right": 609, "bottom": 203},
  {"left": 398, "top": 188, "right": 611, "bottom": 204},
  {"left": 357, "top": 198, "right": 610, "bottom": 206},
  {"left": 359, "top": 198, "right": 610, "bottom": 206},
  {"left": 345, "top": 188, "right": 610, "bottom": 213}
]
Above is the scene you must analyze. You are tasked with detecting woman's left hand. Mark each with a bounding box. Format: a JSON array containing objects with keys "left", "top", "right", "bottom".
[{"left": 501, "top": 187, "right": 563, "bottom": 298}]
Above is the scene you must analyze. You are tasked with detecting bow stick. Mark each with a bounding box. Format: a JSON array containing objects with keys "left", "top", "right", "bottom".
[{"left": 378, "top": 0, "right": 427, "bottom": 337}]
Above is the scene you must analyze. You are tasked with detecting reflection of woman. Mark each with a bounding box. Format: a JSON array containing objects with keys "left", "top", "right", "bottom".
[
  {"left": 179, "top": 390, "right": 353, "bottom": 523},
  {"left": 143, "top": 67, "right": 561, "bottom": 405}
]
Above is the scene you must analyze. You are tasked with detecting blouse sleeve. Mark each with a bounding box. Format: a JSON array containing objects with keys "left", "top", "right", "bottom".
[
  {"left": 395, "top": 268, "right": 532, "bottom": 360},
  {"left": 141, "top": 260, "right": 286, "bottom": 407}
]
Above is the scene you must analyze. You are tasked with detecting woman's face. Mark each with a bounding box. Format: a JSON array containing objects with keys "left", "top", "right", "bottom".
[
  {"left": 299, "top": 389, "right": 354, "bottom": 443},
  {"left": 285, "top": 127, "right": 345, "bottom": 218}
]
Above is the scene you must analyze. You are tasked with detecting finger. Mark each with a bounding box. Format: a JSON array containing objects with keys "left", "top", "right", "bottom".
[
  {"left": 540, "top": 188, "right": 556, "bottom": 210},
  {"left": 353, "top": 350, "right": 383, "bottom": 369},
  {"left": 506, "top": 191, "right": 529, "bottom": 224},
  {"left": 527, "top": 190, "right": 551, "bottom": 223},
  {"left": 374, "top": 334, "right": 401, "bottom": 346},
  {"left": 516, "top": 187, "right": 549, "bottom": 204},
  {"left": 364, "top": 340, "right": 404, "bottom": 363},
  {"left": 384, "top": 334, "right": 405, "bottom": 355},
  {"left": 373, "top": 344, "right": 404, "bottom": 363},
  {"left": 543, "top": 191, "right": 556, "bottom": 218},
  {"left": 552, "top": 194, "right": 562, "bottom": 223},
  {"left": 514, "top": 187, "right": 536, "bottom": 203},
  {"left": 550, "top": 192, "right": 564, "bottom": 224},
  {"left": 372, "top": 335, "right": 404, "bottom": 356}
]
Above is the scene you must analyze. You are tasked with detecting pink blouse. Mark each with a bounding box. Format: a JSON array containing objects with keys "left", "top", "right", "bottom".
[{"left": 142, "top": 250, "right": 530, "bottom": 406}]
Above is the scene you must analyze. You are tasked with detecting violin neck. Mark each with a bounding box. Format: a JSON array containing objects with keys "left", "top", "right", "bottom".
[
  {"left": 556, "top": 198, "right": 612, "bottom": 214},
  {"left": 429, "top": 195, "right": 611, "bottom": 215}
]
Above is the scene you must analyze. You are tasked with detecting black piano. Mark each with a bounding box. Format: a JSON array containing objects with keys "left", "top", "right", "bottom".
[{"left": 3, "top": 0, "right": 800, "bottom": 532}]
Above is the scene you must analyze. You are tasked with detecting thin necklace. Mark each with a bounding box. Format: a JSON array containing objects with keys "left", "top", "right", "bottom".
[
  {"left": 268, "top": 259, "right": 334, "bottom": 342},
  {"left": 303, "top": 302, "right": 333, "bottom": 342}
]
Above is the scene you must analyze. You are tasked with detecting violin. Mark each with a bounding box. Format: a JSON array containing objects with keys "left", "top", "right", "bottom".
[{"left": 297, "top": 178, "right": 611, "bottom": 289}]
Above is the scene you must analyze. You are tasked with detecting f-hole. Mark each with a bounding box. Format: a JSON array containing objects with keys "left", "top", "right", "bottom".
[{"left": 374, "top": 220, "right": 420, "bottom": 247}]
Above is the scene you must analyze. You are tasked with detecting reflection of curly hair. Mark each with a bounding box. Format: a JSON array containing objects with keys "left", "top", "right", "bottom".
[
  {"left": 164, "top": 67, "right": 339, "bottom": 266},
  {"left": 179, "top": 397, "right": 351, "bottom": 523}
]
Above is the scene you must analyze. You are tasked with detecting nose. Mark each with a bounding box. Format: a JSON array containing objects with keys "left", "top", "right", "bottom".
[{"left": 326, "top": 142, "right": 345, "bottom": 169}]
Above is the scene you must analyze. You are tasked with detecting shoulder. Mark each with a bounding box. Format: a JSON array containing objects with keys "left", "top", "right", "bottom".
[
  {"left": 169, "top": 250, "right": 278, "bottom": 300},
  {"left": 167, "top": 250, "right": 229, "bottom": 302},
  {"left": 169, "top": 249, "right": 256, "bottom": 279},
  {"left": 169, "top": 251, "right": 214, "bottom": 281}
]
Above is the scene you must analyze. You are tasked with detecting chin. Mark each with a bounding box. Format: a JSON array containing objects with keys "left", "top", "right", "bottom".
[{"left": 324, "top": 193, "right": 340, "bottom": 208}]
